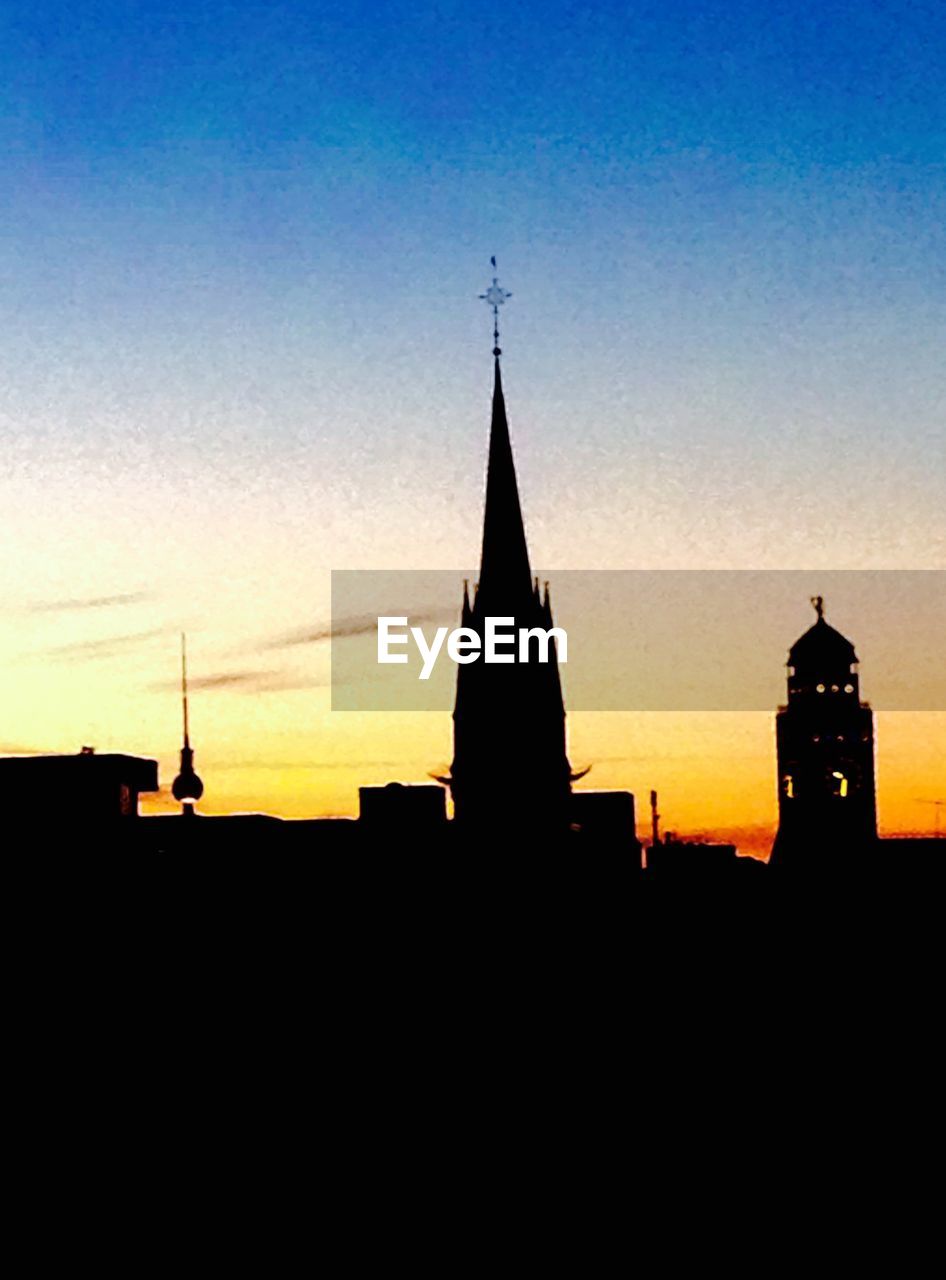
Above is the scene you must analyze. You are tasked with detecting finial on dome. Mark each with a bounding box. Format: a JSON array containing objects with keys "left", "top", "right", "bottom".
[{"left": 811, "top": 595, "right": 825, "bottom": 621}]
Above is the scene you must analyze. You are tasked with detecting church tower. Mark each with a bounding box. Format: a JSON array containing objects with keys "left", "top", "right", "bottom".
[
  {"left": 770, "top": 598, "right": 877, "bottom": 870},
  {"left": 445, "top": 264, "right": 574, "bottom": 834}
]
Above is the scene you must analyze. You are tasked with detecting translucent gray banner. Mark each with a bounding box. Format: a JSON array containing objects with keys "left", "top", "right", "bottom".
[{"left": 330, "top": 570, "right": 946, "bottom": 711}]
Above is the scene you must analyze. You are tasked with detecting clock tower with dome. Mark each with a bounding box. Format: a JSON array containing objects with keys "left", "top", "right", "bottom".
[{"left": 770, "top": 598, "right": 877, "bottom": 870}]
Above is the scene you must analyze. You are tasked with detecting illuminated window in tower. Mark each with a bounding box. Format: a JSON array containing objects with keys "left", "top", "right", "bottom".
[
  {"left": 782, "top": 775, "right": 795, "bottom": 799},
  {"left": 831, "top": 771, "right": 849, "bottom": 798}
]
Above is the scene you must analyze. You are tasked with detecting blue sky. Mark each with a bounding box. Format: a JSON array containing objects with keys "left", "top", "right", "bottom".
[
  {"left": 2, "top": 0, "right": 945, "bottom": 569},
  {"left": 3, "top": 3, "right": 942, "bottom": 476}
]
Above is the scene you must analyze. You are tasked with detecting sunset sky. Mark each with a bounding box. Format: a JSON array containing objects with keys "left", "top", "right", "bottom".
[{"left": 1, "top": 1, "right": 944, "bottom": 853}]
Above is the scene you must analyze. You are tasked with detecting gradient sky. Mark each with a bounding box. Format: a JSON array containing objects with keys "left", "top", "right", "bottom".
[{"left": 1, "top": 1, "right": 944, "bottom": 850}]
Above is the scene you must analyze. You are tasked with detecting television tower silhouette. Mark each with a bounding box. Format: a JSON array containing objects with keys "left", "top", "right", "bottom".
[{"left": 171, "top": 634, "right": 204, "bottom": 817}]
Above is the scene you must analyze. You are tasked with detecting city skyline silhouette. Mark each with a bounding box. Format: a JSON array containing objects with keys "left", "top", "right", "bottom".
[
  {"left": 2, "top": 329, "right": 943, "bottom": 860},
  {"left": 1, "top": 2, "right": 943, "bottom": 856}
]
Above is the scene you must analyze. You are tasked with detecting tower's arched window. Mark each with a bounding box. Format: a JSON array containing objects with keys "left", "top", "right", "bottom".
[
  {"left": 782, "top": 775, "right": 795, "bottom": 799},
  {"left": 831, "top": 771, "right": 849, "bottom": 798}
]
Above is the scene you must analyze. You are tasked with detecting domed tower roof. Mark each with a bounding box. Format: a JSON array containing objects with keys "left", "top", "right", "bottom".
[
  {"left": 788, "top": 598, "right": 857, "bottom": 675},
  {"left": 789, "top": 617, "right": 857, "bottom": 667}
]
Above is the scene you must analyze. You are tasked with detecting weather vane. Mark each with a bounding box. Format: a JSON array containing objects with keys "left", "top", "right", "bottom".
[{"left": 479, "top": 256, "right": 511, "bottom": 357}]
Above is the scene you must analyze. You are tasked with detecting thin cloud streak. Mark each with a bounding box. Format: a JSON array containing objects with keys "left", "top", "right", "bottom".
[
  {"left": 28, "top": 591, "right": 152, "bottom": 613},
  {"left": 151, "top": 670, "right": 328, "bottom": 694},
  {"left": 261, "top": 608, "right": 447, "bottom": 651},
  {"left": 39, "top": 628, "right": 167, "bottom": 660}
]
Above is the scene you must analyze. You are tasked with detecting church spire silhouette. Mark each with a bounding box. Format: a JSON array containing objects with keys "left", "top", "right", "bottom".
[{"left": 446, "top": 262, "right": 573, "bottom": 833}]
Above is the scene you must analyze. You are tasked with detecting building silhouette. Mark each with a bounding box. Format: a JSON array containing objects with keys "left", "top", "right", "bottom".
[
  {"left": 360, "top": 782, "right": 447, "bottom": 828},
  {"left": 0, "top": 749, "right": 158, "bottom": 836},
  {"left": 570, "top": 790, "right": 642, "bottom": 858},
  {"left": 770, "top": 598, "right": 877, "bottom": 871}
]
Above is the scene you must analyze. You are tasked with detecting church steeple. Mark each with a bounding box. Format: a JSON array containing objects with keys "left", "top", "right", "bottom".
[{"left": 446, "top": 262, "right": 573, "bottom": 834}]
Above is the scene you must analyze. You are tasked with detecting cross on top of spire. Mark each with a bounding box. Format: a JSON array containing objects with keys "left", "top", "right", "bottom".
[{"left": 479, "top": 256, "right": 511, "bottom": 357}]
